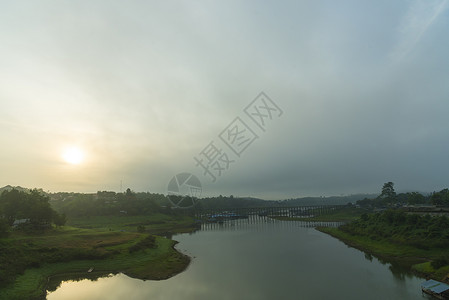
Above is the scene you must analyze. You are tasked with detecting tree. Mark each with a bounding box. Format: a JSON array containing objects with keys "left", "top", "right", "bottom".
[
  {"left": 379, "top": 182, "right": 396, "bottom": 203},
  {"left": 406, "top": 192, "right": 426, "bottom": 205},
  {"left": 0, "top": 189, "right": 58, "bottom": 230},
  {"left": 0, "top": 189, "right": 24, "bottom": 225},
  {"left": 26, "top": 190, "right": 54, "bottom": 227},
  {"left": 0, "top": 218, "right": 9, "bottom": 237},
  {"left": 431, "top": 189, "right": 449, "bottom": 206},
  {"left": 125, "top": 188, "right": 135, "bottom": 197},
  {"left": 53, "top": 212, "right": 67, "bottom": 227}
]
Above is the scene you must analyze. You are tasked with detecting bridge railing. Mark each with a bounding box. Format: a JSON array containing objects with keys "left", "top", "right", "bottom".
[{"left": 192, "top": 205, "right": 347, "bottom": 221}]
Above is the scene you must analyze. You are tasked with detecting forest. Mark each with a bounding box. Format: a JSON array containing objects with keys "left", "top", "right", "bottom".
[{"left": 0, "top": 189, "right": 66, "bottom": 236}]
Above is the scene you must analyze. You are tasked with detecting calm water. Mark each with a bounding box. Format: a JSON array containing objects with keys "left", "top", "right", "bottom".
[{"left": 47, "top": 219, "right": 429, "bottom": 300}]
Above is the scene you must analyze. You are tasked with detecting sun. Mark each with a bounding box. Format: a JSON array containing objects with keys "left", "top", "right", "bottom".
[{"left": 62, "top": 147, "right": 84, "bottom": 165}]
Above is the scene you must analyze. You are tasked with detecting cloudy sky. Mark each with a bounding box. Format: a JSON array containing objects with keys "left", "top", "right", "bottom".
[{"left": 1, "top": 0, "right": 448, "bottom": 199}]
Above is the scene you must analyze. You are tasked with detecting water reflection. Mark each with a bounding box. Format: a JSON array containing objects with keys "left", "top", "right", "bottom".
[
  {"left": 47, "top": 272, "right": 113, "bottom": 293},
  {"left": 48, "top": 221, "right": 427, "bottom": 300}
]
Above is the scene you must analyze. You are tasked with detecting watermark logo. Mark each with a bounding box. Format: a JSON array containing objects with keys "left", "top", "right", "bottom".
[
  {"left": 167, "top": 173, "right": 202, "bottom": 209},
  {"left": 166, "top": 92, "right": 283, "bottom": 208},
  {"left": 219, "top": 117, "right": 258, "bottom": 157},
  {"left": 194, "top": 141, "right": 235, "bottom": 182},
  {"left": 194, "top": 92, "right": 282, "bottom": 182},
  {"left": 244, "top": 92, "right": 283, "bottom": 131}
]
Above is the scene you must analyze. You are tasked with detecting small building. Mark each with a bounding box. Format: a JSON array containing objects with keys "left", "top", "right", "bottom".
[
  {"left": 12, "top": 219, "right": 30, "bottom": 228},
  {"left": 421, "top": 279, "right": 449, "bottom": 299}
]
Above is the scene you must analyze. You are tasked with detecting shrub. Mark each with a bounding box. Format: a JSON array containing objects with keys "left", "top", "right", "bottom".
[
  {"left": 129, "top": 235, "right": 156, "bottom": 253},
  {"left": 431, "top": 256, "right": 449, "bottom": 269},
  {"left": 0, "top": 218, "right": 9, "bottom": 238}
]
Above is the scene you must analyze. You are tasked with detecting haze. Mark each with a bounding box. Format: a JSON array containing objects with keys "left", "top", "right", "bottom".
[{"left": 1, "top": 0, "right": 448, "bottom": 198}]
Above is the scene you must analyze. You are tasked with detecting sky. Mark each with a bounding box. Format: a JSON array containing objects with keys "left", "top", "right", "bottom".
[{"left": 0, "top": 0, "right": 448, "bottom": 199}]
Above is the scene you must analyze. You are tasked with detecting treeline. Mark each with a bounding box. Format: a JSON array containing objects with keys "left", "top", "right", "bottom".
[
  {"left": 430, "top": 189, "right": 449, "bottom": 205},
  {"left": 284, "top": 194, "right": 377, "bottom": 206},
  {"left": 50, "top": 189, "right": 172, "bottom": 217},
  {"left": 197, "top": 196, "right": 270, "bottom": 209},
  {"left": 356, "top": 182, "right": 449, "bottom": 208},
  {"left": 0, "top": 189, "right": 66, "bottom": 236},
  {"left": 196, "top": 194, "right": 373, "bottom": 209},
  {"left": 340, "top": 210, "right": 449, "bottom": 250},
  {"left": 356, "top": 191, "right": 430, "bottom": 208}
]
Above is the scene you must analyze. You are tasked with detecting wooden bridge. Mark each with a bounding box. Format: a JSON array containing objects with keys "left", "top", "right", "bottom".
[
  {"left": 191, "top": 205, "right": 346, "bottom": 222},
  {"left": 199, "top": 215, "right": 344, "bottom": 231}
]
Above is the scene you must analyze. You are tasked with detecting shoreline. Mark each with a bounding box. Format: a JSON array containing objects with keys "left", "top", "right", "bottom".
[
  {"left": 0, "top": 220, "right": 196, "bottom": 300},
  {"left": 4, "top": 237, "right": 191, "bottom": 300},
  {"left": 2, "top": 237, "right": 191, "bottom": 300},
  {"left": 45, "top": 239, "right": 191, "bottom": 284},
  {"left": 316, "top": 227, "right": 449, "bottom": 282}
]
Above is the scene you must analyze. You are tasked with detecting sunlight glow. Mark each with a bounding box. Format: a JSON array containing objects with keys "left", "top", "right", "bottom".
[{"left": 62, "top": 147, "right": 84, "bottom": 165}]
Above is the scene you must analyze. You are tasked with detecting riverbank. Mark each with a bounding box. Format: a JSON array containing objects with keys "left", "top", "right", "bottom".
[
  {"left": 317, "top": 227, "right": 449, "bottom": 282},
  {"left": 0, "top": 214, "right": 196, "bottom": 300},
  {"left": 66, "top": 213, "right": 199, "bottom": 235}
]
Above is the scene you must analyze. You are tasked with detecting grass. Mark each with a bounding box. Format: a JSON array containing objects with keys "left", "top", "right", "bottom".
[
  {"left": 413, "top": 262, "right": 449, "bottom": 280},
  {"left": 318, "top": 227, "right": 449, "bottom": 281},
  {"left": 1, "top": 234, "right": 188, "bottom": 300},
  {"left": 66, "top": 213, "right": 197, "bottom": 234},
  {"left": 0, "top": 214, "right": 196, "bottom": 300}
]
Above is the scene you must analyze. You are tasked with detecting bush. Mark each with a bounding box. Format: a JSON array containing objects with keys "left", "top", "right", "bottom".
[
  {"left": 431, "top": 256, "right": 449, "bottom": 269},
  {"left": 0, "top": 218, "right": 9, "bottom": 238},
  {"left": 129, "top": 235, "right": 156, "bottom": 253}
]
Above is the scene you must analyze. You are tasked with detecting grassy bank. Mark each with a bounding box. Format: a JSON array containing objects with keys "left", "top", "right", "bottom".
[
  {"left": 318, "top": 226, "right": 449, "bottom": 281},
  {"left": 66, "top": 213, "right": 198, "bottom": 234},
  {"left": 0, "top": 214, "right": 196, "bottom": 300}
]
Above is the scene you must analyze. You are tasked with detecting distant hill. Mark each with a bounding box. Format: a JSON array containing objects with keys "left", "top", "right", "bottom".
[
  {"left": 0, "top": 185, "right": 44, "bottom": 194},
  {"left": 197, "top": 194, "right": 378, "bottom": 209},
  {"left": 283, "top": 194, "right": 378, "bottom": 206},
  {"left": 0, "top": 186, "right": 377, "bottom": 207},
  {"left": 198, "top": 196, "right": 269, "bottom": 209}
]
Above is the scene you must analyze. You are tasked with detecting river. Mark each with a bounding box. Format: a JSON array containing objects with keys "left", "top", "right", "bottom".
[{"left": 47, "top": 218, "right": 429, "bottom": 299}]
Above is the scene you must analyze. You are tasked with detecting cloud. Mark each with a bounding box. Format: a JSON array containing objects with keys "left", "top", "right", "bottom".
[
  {"left": 390, "top": 0, "right": 448, "bottom": 61},
  {"left": 1, "top": 1, "right": 449, "bottom": 197}
]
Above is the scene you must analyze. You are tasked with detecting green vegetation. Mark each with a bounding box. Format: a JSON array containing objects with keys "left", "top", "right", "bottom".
[
  {"left": 318, "top": 210, "right": 449, "bottom": 280},
  {"left": 413, "top": 262, "right": 449, "bottom": 280},
  {"left": 431, "top": 189, "right": 449, "bottom": 206},
  {"left": 341, "top": 210, "right": 449, "bottom": 249},
  {"left": 0, "top": 215, "right": 194, "bottom": 300},
  {"left": 49, "top": 189, "right": 171, "bottom": 217},
  {"left": 355, "top": 182, "right": 449, "bottom": 209},
  {"left": 0, "top": 189, "right": 66, "bottom": 234},
  {"left": 0, "top": 227, "right": 189, "bottom": 300},
  {"left": 0, "top": 188, "right": 197, "bottom": 300},
  {"left": 66, "top": 214, "right": 198, "bottom": 235},
  {"left": 197, "top": 194, "right": 376, "bottom": 209},
  {"left": 355, "top": 181, "right": 434, "bottom": 208},
  {"left": 380, "top": 181, "right": 396, "bottom": 202}
]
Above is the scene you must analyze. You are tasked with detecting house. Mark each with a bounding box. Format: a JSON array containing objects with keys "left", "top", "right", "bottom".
[
  {"left": 12, "top": 219, "right": 30, "bottom": 228},
  {"left": 421, "top": 279, "right": 449, "bottom": 299}
]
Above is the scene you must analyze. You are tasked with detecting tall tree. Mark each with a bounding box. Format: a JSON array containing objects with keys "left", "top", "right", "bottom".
[{"left": 379, "top": 182, "right": 397, "bottom": 203}]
